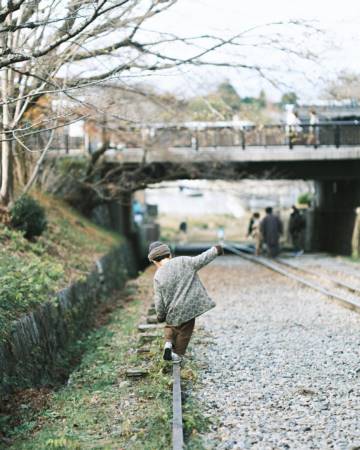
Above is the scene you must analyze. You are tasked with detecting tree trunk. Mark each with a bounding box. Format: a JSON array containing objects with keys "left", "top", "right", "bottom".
[
  {"left": 0, "top": 140, "right": 14, "bottom": 205},
  {"left": 0, "top": 67, "right": 14, "bottom": 206},
  {"left": 13, "top": 144, "right": 28, "bottom": 188},
  {"left": 23, "top": 130, "right": 54, "bottom": 195}
]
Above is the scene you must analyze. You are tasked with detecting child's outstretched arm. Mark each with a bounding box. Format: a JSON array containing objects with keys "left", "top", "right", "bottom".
[
  {"left": 154, "top": 278, "right": 166, "bottom": 322},
  {"left": 191, "top": 245, "right": 223, "bottom": 271}
]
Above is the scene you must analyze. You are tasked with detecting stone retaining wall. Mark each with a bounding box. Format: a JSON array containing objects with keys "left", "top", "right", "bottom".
[{"left": 0, "top": 241, "right": 138, "bottom": 399}]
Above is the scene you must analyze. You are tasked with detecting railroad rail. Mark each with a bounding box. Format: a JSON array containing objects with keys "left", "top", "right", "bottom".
[
  {"left": 277, "top": 258, "right": 360, "bottom": 296},
  {"left": 172, "top": 362, "right": 184, "bottom": 450},
  {"left": 224, "top": 244, "right": 360, "bottom": 314},
  {"left": 137, "top": 304, "right": 184, "bottom": 449}
]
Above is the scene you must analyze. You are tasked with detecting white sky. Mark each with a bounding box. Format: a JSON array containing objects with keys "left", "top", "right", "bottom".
[{"left": 144, "top": 0, "right": 360, "bottom": 100}]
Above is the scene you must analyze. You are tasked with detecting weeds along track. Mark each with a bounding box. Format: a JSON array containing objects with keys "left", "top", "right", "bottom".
[{"left": 225, "top": 244, "right": 360, "bottom": 314}]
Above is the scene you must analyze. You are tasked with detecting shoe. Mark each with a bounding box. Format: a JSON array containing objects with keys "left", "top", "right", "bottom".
[
  {"left": 171, "top": 352, "right": 182, "bottom": 363},
  {"left": 163, "top": 342, "right": 172, "bottom": 361}
]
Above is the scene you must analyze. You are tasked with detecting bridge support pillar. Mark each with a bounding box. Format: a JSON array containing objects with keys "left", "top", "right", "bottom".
[
  {"left": 313, "top": 180, "right": 360, "bottom": 255},
  {"left": 108, "top": 194, "right": 134, "bottom": 237},
  {"left": 90, "top": 193, "right": 134, "bottom": 236}
]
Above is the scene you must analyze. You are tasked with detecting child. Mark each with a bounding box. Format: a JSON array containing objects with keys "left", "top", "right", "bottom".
[
  {"left": 148, "top": 241, "right": 223, "bottom": 362},
  {"left": 251, "top": 212, "right": 262, "bottom": 256}
]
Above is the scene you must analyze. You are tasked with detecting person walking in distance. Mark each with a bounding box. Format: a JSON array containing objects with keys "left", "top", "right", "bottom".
[
  {"left": 289, "top": 205, "right": 306, "bottom": 256},
  {"left": 260, "top": 207, "right": 283, "bottom": 258},
  {"left": 148, "top": 241, "right": 223, "bottom": 362},
  {"left": 179, "top": 220, "right": 188, "bottom": 243},
  {"left": 247, "top": 212, "right": 262, "bottom": 256},
  {"left": 307, "top": 109, "right": 319, "bottom": 147},
  {"left": 247, "top": 212, "right": 257, "bottom": 238},
  {"left": 286, "top": 109, "right": 302, "bottom": 147}
]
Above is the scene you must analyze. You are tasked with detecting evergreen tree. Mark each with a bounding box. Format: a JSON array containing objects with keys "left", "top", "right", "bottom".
[
  {"left": 281, "top": 92, "right": 298, "bottom": 105},
  {"left": 217, "top": 81, "right": 242, "bottom": 112}
]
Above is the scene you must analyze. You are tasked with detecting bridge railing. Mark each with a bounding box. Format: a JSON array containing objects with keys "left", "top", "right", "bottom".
[
  {"left": 147, "top": 121, "right": 360, "bottom": 150},
  {"left": 256, "top": 122, "right": 360, "bottom": 150},
  {"left": 22, "top": 129, "right": 85, "bottom": 154},
  {"left": 18, "top": 121, "right": 360, "bottom": 154}
]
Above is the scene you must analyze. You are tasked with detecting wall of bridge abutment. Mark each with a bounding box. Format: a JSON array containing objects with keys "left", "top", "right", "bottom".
[
  {"left": 90, "top": 193, "right": 160, "bottom": 265},
  {"left": 312, "top": 180, "right": 360, "bottom": 255}
]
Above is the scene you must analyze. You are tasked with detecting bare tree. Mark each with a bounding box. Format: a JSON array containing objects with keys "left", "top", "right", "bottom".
[
  {"left": 46, "top": 156, "right": 252, "bottom": 215},
  {"left": 0, "top": 0, "right": 320, "bottom": 207},
  {"left": 324, "top": 71, "right": 360, "bottom": 101},
  {"left": 0, "top": 0, "right": 181, "bottom": 205}
]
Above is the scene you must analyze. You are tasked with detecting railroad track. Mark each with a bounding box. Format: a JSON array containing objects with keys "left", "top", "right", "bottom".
[
  {"left": 168, "top": 243, "right": 360, "bottom": 449},
  {"left": 225, "top": 243, "right": 360, "bottom": 314},
  {"left": 277, "top": 258, "right": 360, "bottom": 296},
  {"left": 172, "top": 362, "right": 184, "bottom": 450},
  {"left": 136, "top": 305, "right": 184, "bottom": 449}
]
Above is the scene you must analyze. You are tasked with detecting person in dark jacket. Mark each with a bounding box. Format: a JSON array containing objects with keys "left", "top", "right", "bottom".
[
  {"left": 260, "top": 207, "right": 283, "bottom": 258},
  {"left": 289, "top": 206, "right": 306, "bottom": 255},
  {"left": 247, "top": 212, "right": 260, "bottom": 237}
]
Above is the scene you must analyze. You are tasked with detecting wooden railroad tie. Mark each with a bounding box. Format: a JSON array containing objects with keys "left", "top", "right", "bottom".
[
  {"left": 146, "top": 315, "right": 159, "bottom": 324},
  {"left": 125, "top": 368, "right": 149, "bottom": 378},
  {"left": 138, "top": 323, "right": 163, "bottom": 332},
  {"left": 139, "top": 332, "right": 159, "bottom": 344}
]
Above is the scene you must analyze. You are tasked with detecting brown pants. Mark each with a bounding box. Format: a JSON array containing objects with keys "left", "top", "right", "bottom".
[{"left": 164, "top": 318, "right": 195, "bottom": 356}]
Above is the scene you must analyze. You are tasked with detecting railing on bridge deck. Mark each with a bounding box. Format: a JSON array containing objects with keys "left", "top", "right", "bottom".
[
  {"left": 149, "top": 121, "right": 360, "bottom": 150},
  {"left": 21, "top": 121, "right": 360, "bottom": 154},
  {"left": 23, "top": 130, "right": 85, "bottom": 154}
]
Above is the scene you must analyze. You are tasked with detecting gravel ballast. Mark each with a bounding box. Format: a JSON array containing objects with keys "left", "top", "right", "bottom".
[{"left": 194, "top": 255, "right": 360, "bottom": 450}]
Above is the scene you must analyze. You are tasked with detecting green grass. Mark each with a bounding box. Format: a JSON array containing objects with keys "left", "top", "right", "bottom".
[
  {"left": 8, "top": 292, "right": 142, "bottom": 449},
  {"left": 345, "top": 255, "right": 360, "bottom": 264},
  {"left": 0, "top": 192, "right": 121, "bottom": 342},
  {"left": 7, "top": 272, "right": 209, "bottom": 450}
]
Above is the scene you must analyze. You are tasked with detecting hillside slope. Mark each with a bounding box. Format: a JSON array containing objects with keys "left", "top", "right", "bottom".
[{"left": 0, "top": 192, "right": 122, "bottom": 341}]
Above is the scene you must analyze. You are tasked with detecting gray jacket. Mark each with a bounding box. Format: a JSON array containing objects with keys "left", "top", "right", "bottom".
[{"left": 153, "top": 247, "right": 218, "bottom": 326}]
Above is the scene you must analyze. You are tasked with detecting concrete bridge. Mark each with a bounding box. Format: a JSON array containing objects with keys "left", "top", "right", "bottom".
[
  {"left": 106, "top": 144, "right": 360, "bottom": 180},
  {"left": 104, "top": 122, "right": 360, "bottom": 257},
  {"left": 117, "top": 120, "right": 360, "bottom": 149},
  {"left": 99, "top": 121, "right": 360, "bottom": 179},
  {"left": 48, "top": 121, "right": 360, "bottom": 256}
]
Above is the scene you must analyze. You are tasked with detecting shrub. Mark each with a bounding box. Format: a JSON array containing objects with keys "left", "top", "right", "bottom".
[
  {"left": 10, "top": 195, "right": 47, "bottom": 239},
  {"left": 297, "top": 192, "right": 313, "bottom": 206}
]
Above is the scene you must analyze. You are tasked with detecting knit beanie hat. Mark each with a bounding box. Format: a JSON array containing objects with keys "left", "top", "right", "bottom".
[{"left": 148, "top": 241, "right": 171, "bottom": 262}]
